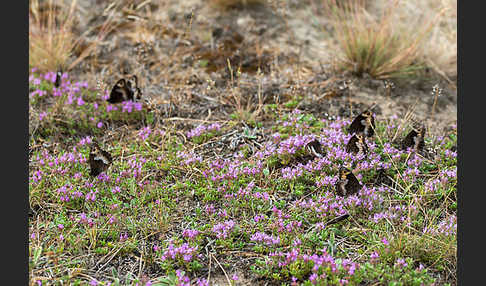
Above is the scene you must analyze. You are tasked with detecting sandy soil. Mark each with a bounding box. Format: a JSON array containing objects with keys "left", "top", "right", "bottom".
[{"left": 70, "top": 0, "right": 456, "bottom": 140}]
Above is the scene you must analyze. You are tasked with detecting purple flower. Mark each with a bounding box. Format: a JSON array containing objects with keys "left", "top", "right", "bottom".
[
  {"left": 251, "top": 232, "right": 280, "bottom": 246},
  {"left": 381, "top": 237, "right": 389, "bottom": 245},
  {"left": 205, "top": 204, "right": 215, "bottom": 215},
  {"left": 161, "top": 242, "right": 197, "bottom": 262},
  {"left": 176, "top": 150, "right": 202, "bottom": 165},
  {"left": 417, "top": 263, "right": 425, "bottom": 271},
  {"left": 138, "top": 126, "right": 152, "bottom": 141},
  {"left": 182, "top": 229, "right": 200, "bottom": 239},
  {"left": 102, "top": 90, "right": 110, "bottom": 101},
  {"left": 119, "top": 232, "right": 128, "bottom": 242},
  {"left": 108, "top": 215, "right": 116, "bottom": 224},
  {"left": 212, "top": 220, "right": 236, "bottom": 239},
  {"left": 39, "top": 112, "right": 48, "bottom": 121},
  {"left": 309, "top": 273, "right": 318, "bottom": 284},
  {"left": 187, "top": 123, "right": 221, "bottom": 138},
  {"left": 77, "top": 96, "right": 85, "bottom": 106},
  {"left": 106, "top": 104, "right": 117, "bottom": 112},
  {"left": 122, "top": 101, "right": 133, "bottom": 113},
  {"left": 196, "top": 278, "right": 209, "bottom": 286},
  {"left": 254, "top": 214, "right": 265, "bottom": 222},
  {"left": 370, "top": 251, "right": 379, "bottom": 263},
  {"left": 396, "top": 258, "right": 408, "bottom": 268}
]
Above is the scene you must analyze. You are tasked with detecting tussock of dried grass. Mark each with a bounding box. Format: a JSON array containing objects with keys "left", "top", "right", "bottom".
[
  {"left": 29, "top": 0, "right": 114, "bottom": 73},
  {"left": 324, "top": 0, "right": 449, "bottom": 80},
  {"left": 29, "top": 0, "right": 78, "bottom": 71}
]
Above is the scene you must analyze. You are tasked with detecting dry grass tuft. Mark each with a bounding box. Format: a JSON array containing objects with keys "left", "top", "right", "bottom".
[
  {"left": 418, "top": 0, "right": 457, "bottom": 85},
  {"left": 29, "top": 0, "right": 78, "bottom": 72},
  {"left": 324, "top": 0, "right": 447, "bottom": 80},
  {"left": 29, "top": 0, "right": 113, "bottom": 73}
]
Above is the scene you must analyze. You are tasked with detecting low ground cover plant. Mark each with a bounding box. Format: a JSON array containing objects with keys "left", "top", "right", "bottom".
[{"left": 29, "top": 70, "right": 456, "bottom": 285}]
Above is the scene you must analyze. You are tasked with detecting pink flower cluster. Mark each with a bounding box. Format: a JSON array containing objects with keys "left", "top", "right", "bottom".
[
  {"left": 161, "top": 242, "right": 198, "bottom": 263},
  {"left": 212, "top": 220, "right": 236, "bottom": 239},
  {"left": 423, "top": 214, "right": 457, "bottom": 236},
  {"left": 138, "top": 126, "right": 152, "bottom": 141},
  {"left": 186, "top": 123, "right": 221, "bottom": 138},
  {"left": 250, "top": 232, "right": 281, "bottom": 246},
  {"left": 176, "top": 151, "right": 202, "bottom": 166},
  {"left": 182, "top": 229, "right": 200, "bottom": 240}
]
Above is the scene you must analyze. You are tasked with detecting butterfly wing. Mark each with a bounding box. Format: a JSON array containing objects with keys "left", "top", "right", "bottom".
[
  {"left": 345, "top": 135, "right": 359, "bottom": 154},
  {"left": 357, "top": 135, "right": 368, "bottom": 155},
  {"left": 131, "top": 75, "right": 139, "bottom": 87},
  {"left": 336, "top": 167, "right": 361, "bottom": 197},
  {"left": 88, "top": 144, "right": 112, "bottom": 177},
  {"left": 348, "top": 114, "right": 365, "bottom": 135},
  {"left": 129, "top": 75, "right": 142, "bottom": 100},
  {"left": 358, "top": 110, "right": 375, "bottom": 137},
  {"left": 325, "top": 213, "right": 350, "bottom": 227},
  {"left": 415, "top": 126, "right": 426, "bottom": 151},
  {"left": 54, "top": 71, "right": 62, "bottom": 88},
  {"left": 306, "top": 139, "right": 324, "bottom": 158},
  {"left": 401, "top": 130, "right": 418, "bottom": 150},
  {"left": 89, "top": 152, "right": 104, "bottom": 177},
  {"left": 126, "top": 80, "right": 136, "bottom": 101},
  {"left": 135, "top": 87, "right": 142, "bottom": 100},
  {"left": 99, "top": 149, "right": 113, "bottom": 164},
  {"left": 336, "top": 167, "right": 350, "bottom": 197},
  {"left": 336, "top": 183, "right": 346, "bottom": 196},
  {"left": 108, "top": 79, "right": 128, "bottom": 103},
  {"left": 362, "top": 138, "right": 369, "bottom": 155},
  {"left": 345, "top": 171, "right": 361, "bottom": 196}
]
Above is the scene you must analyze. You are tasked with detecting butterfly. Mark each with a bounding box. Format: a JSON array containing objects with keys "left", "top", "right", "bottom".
[
  {"left": 401, "top": 124, "right": 425, "bottom": 152},
  {"left": 323, "top": 213, "right": 350, "bottom": 227},
  {"left": 107, "top": 75, "right": 142, "bottom": 104},
  {"left": 335, "top": 167, "right": 361, "bottom": 197},
  {"left": 345, "top": 134, "right": 368, "bottom": 156},
  {"left": 88, "top": 142, "right": 113, "bottom": 177},
  {"left": 348, "top": 110, "right": 375, "bottom": 137},
  {"left": 373, "top": 168, "right": 392, "bottom": 187},
  {"left": 54, "top": 70, "right": 62, "bottom": 88},
  {"left": 305, "top": 139, "right": 325, "bottom": 158}
]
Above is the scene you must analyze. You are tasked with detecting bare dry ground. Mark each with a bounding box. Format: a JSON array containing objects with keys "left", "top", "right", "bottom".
[{"left": 69, "top": 0, "right": 456, "bottom": 135}]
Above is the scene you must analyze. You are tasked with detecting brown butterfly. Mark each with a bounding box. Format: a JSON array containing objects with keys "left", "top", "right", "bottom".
[
  {"left": 401, "top": 124, "right": 425, "bottom": 152},
  {"left": 323, "top": 213, "right": 350, "bottom": 227},
  {"left": 54, "top": 70, "right": 62, "bottom": 88},
  {"left": 348, "top": 110, "right": 375, "bottom": 137},
  {"left": 345, "top": 134, "right": 368, "bottom": 156},
  {"left": 373, "top": 168, "right": 392, "bottom": 187},
  {"left": 335, "top": 167, "right": 361, "bottom": 197},
  {"left": 107, "top": 75, "right": 142, "bottom": 104},
  {"left": 88, "top": 142, "right": 113, "bottom": 177},
  {"left": 306, "top": 139, "right": 325, "bottom": 158}
]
